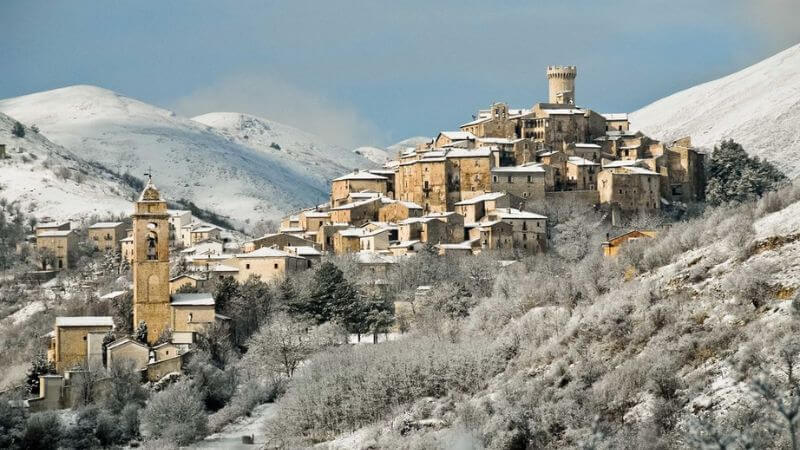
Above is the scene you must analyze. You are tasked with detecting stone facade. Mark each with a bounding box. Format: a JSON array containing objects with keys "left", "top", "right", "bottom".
[
  {"left": 51, "top": 317, "right": 114, "bottom": 373},
  {"left": 132, "top": 183, "right": 172, "bottom": 345},
  {"left": 88, "top": 222, "right": 126, "bottom": 253}
]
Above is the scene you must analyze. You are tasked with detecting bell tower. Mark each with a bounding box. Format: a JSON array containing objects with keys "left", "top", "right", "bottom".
[{"left": 132, "top": 179, "right": 171, "bottom": 345}]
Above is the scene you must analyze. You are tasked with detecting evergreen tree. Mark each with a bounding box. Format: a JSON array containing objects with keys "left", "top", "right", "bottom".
[
  {"left": 11, "top": 121, "right": 25, "bottom": 138},
  {"left": 228, "top": 275, "right": 273, "bottom": 346},
  {"left": 291, "top": 261, "right": 359, "bottom": 325},
  {"left": 706, "top": 139, "right": 787, "bottom": 206},
  {"left": 213, "top": 276, "right": 239, "bottom": 313},
  {"left": 26, "top": 351, "right": 55, "bottom": 394},
  {"left": 276, "top": 276, "right": 297, "bottom": 309}
]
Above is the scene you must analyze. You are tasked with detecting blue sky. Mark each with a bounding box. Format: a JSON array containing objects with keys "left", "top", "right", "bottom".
[{"left": 2, "top": 0, "right": 798, "bottom": 147}]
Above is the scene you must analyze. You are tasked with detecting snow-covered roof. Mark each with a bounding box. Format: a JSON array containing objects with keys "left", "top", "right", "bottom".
[
  {"left": 107, "top": 337, "right": 147, "bottom": 351},
  {"left": 333, "top": 171, "right": 388, "bottom": 182},
  {"left": 209, "top": 264, "right": 239, "bottom": 272},
  {"left": 603, "top": 159, "right": 641, "bottom": 168},
  {"left": 237, "top": 247, "right": 295, "bottom": 258},
  {"left": 170, "top": 293, "right": 215, "bottom": 306},
  {"left": 37, "top": 221, "right": 69, "bottom": 229},
  {"left": 574, "top": 143, "right": 602, "bottom": 149},
  {"left": 56, "top": 316, "right": 114, "bottom": 327},
  {"left": 602, "top": 113, "right": 629, "bottom": 121},
  {"left": 361, "top": 228, "right": 391, "bottom": 237},
  {"left": 622, "top": 166, "right": 660, "bottom": 176},
  {"left": 567, "top": 156, "right": 599, "bottom": 166},
  {"left": 168, "top": 209, "right": 191, "bottom": 216},
  {"left": 477, "top": 137, "right": 519, "bottom": 145},
  {"left": 454, "top": 192, "right": 505, "bottom": 206},
  {"left": 460, "top": 116, "right": 492, "bottom": 127},
  {"left": 439, "top": 131, "right": 477, "bottom": 141},
  {"left": 88, "top": 222, "right": 123, "bottom": 229},
  {"left": 491, "top": 163, "right": 546, "bottom": 174},
  {"left": 285, "top": 246, "right": 322, "bottom": 256},
  {"left": 491, "top": 208, "right": 547, "bottom": 220},
  {"left": 357, "top": 252, "right": 393, "bottom": 264},
  {"left": 446, "top": 147, "right": 493, "bottom": 158},
  {"left": 338, "top": 228, "right": 366, "bottom": 237},
  {"left": 37, "top": 230, "right": 73, "bottom": 237},
  {"left": 120, "top": 236, "right": 133, "bottom": 243},
  {"left": 331, "top": 198, "right": 380, "bottom": 211},
  {"left": 543, "top": 108, "right": 585, "bottom": 115},
  {"left": 437, "top": 238, "right": 479, "bottom": 250},
  {"left": 390, "top": 240, "right": 421, "bottom": 248},
  {"left": 192, "top": 226, "right": 218, "bottom": 233},
  {"left": 303, "top": 211, "right": 330, "bottom": 218}
]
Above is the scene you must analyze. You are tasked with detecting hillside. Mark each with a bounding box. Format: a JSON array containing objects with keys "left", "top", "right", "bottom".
[
  {"left": 0, "top": 86, "right": 377, "bottom": 225},
  {"left": 630, "top": 43, "right": 800, "bottom": 177},
  {"left": 0, "top": 112, "right": 132, "bottom": 220}
]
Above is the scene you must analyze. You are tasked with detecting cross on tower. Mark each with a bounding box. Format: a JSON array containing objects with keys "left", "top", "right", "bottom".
[{"left": 144, "top": 167, "right": 153, "bottom": 183}]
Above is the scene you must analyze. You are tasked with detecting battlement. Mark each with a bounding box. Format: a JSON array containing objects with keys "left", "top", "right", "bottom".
[{"left": 547, "top": 66, "right": 577, "bottom": 78}]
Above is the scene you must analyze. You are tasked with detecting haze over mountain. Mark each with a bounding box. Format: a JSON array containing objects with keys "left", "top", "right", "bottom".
[
  {"left": 0, "top": 86, "right": 378, "bottom": 225},
  {"left": 631, "top": 42, "right": 800, "bottom": 177}
]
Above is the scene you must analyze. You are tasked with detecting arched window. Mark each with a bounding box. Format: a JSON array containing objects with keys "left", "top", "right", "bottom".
[{"left": 147, "top": 232, "right": 158, "bottom": 260}]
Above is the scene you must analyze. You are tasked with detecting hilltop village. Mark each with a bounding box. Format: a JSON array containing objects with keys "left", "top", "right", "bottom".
[
  {"left": 276, "top": 66, "right": 706, "bottom": 257},
  {"left": 17, "top": 66, "right": 709, "bottom": 411}
]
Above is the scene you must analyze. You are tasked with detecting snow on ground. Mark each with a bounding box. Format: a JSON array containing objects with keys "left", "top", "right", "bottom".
[
  {"left": 0, "top": 86, "right": 381, "bottom": 225},
  {"left": 191, "top": 403, "right": 277, "bottom": 449},
  {"left": 755, "top": 200, "right": 800, "bottom": 238},
  {"left": 0, "top": 112, "right": 132, "bottom": 221},
  {"left": 6, "top": 300, "right": 45, "bottom": 326},
  {"left": 630, "top": 43, "right": 800, "bottom": 177},
  {"left": 352, "top": 146, "right": 391, "bottom": 165}
]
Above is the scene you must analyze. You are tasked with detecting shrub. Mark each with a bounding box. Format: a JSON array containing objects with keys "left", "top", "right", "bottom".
[
  {"left": 141, "top": 381, "right": 208, "bottom": 446},
  {"left": 265, "top": 336, "right": 502, "bottom": 443},
  {"left": 21, "top": 412, "right": 62, "bottom": 450}
]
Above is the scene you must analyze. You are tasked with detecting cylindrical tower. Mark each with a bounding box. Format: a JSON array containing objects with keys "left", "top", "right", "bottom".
[{"left": 547, "top": 66, "right": 577, "bottom": 104}]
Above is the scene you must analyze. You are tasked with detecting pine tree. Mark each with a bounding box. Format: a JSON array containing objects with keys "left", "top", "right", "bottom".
[
  {"left": 291, "top": 261, "right": 359, "bottom": 325},
  {"left": 706, "top": 139, "right": 787, "bottom": 206},
  {"left": 213, "top": 276, "right": 239, "bottom": 313}
]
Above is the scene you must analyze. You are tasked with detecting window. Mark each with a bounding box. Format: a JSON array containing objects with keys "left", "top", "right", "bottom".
[
  {"left": 274, "top": 263, "right": 278, "bottom": 269},
  {"left": 245, "top": 263, "right": 250, "bottom": 269},
  {"left": 507, "top": 176, "right": 512, "bottom": 183},
  {"left": 527, "top": 175, "right": 532, "bottom": 183},
  {"left": 492, "top": 175, "right": 497, "bottom": 183}
]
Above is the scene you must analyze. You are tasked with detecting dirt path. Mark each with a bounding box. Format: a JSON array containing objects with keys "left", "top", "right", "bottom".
[{"left": 190, "top": 403, "right": 277, "bottom": 449}]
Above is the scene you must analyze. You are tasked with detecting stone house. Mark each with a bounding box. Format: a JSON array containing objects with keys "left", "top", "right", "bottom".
[
  {"left": 360, "top": 228, "right": 391, "bottom": 253},
  {"left": 602, "top": 230, "right": 657, "bottom": 257},
  {"left": 284, "top": 246, "right": 323, "bottom": 265},
  {"left": 317, "top": 223, "right": 350, "bottom": 252},
  {"left": 468, "top": 220, "right": 514, "bottom": 251},
  {"left": 434, "top": 131, "right": 477, "bottom": 148},
  {"left": 437, "top": 238, "right": 480, "bottom": 256},
  {"left": 598, "top": 165, "right": 662, "bottom": 212},
  {"left": 225, "top": 247, "right": 310, "bottom": 282},
  {"left": 329, "top": 197, "right": 382, "bottom": 227},
  {"left": 453, "top": 192, "right": 509, "bottom": 223},
  {"left": 564, "top": 142, "right": 603, "bottom": 162},
  {"left": 245, "top": 232, "right": 318, "bottom": 253},
  {"left": 169, "top": 274, "right": 205, "bottom": 294},
  {"left": 566, "top": 156, "right": 599, "bottom": 190},
  {"left": 484, "top": 208, "right": 547, "bottom": 253},
  {"left": 378, "top": 200, "right": 423, "bottom": 223},
  {"left": 491, "top": 163, "right": 547, "bottom": 202},
  {"left": 397, "top": 217, "right": 447, "bottom": 244},
  {"left": 333, "top": 228, "right": 364, "bottom": 254},
  {"left": 49, "top": 316, "right": 114, "bottom": 373},
  {"left": 167, "top": 210, "right": 192, "bottom": 247},
  {"left": 170, "top": 293, "right": 216, "bottom": 334},
  {"left": 106, "top": 337, "right": 150, "bottom": 371},
  {"left": 603, "top": 113, "right": 630, "bottom": 132},
  {"left": 88, "top": 222, "right": 126, "bottom": 252},
  {"left": 331, "top": 171, "right": 388, "bottom": 207},
  {"left": 36, "top": 229, "right": 76, "bottom": 270},
  {"left": 189, "top": 226, "right": 220, "bottom": 246},
  {"left": 35, "top": 222, "right": 71, "bottom": 236},
  {"left": 426, "top": 211, "right": 466, "bottom": 243},
  {"left": 120, "top": 236, "right": 134, "bottom": 263}
]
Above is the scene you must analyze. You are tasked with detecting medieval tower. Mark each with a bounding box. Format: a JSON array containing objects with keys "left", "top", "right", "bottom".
[
  {"left": 132, "top": 180, "right": 171, "bottom": 345},
  {"left": 547, "top": 66, "right": 577, "bottom": 104}
]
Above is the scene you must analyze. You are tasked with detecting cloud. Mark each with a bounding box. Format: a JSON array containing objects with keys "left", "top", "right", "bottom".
[{"left": 171, "top": 73, "right": 383, "bottom": 148}]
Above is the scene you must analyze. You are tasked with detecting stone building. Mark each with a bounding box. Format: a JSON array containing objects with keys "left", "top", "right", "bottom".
[
  {"left": 329, "top": 197, "right": 382, "bottom": 227},
  {"left": 484, "top": 208, "right": 547, "bottom": 254},
  {"left": 244, "top": 232, "right": 318, "bottom": 253},
  {"left": 598, "top": 165, "right": 662, "bottom": 212},
  {"left": 88, "top": 222, "right": 126, "bottom": 252},
  {"left": 468, "top": 220, "right": 513, "bottom": 251},
  {"left": 225, "top": 247, "right": 310, "bottom": 282},
  {"left": 566, "top": 156, "right": 599, "bottom": 190},
  {"left": 491, "top": 163, "right": 546, "bottom": 202},
  {"left": 331, "top": 171, "right": 388, "bottom": 207},
  {"left": 378, "top": 199, "right": 423, "bottom": 223},
  {"left": 132, "top": 182, "right": 173, "bottom": 345},
  {"left": 333, "top": 228, "right": 364, "bottom": 254},
  {"left": 167, "top": 210, "right": 192, "bottom": 247},
  {"left": 49, "top": 316, "right": 114, "bottom": 373},
  {"left": 603, "top": 113, "right": 630, "bottom": 132},
  {"left": 169, "top": 293, "right": 216, "bottom": 334},
  {"left": 36, "top": 228, "right": 76, "bottom": 270}
]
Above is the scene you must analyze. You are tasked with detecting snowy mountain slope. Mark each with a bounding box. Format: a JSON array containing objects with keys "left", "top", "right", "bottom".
[
  {"left": 352, "top": 146, "right": 391, "bottom": 165},
  {"left": 386, "top": 136, "right": 431, "bottom": 155},
  {"left": 630, "top": 43, "right": 800, "bottom": 177},
  {"left": 0, "top": 86, "right": 375, "bottom": 225},
  {"left": 0, "top": 112, "right": 132, "bottom": 220},
  {"left": 192, "top": 112, "right": 372, "bottom": 177}
]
